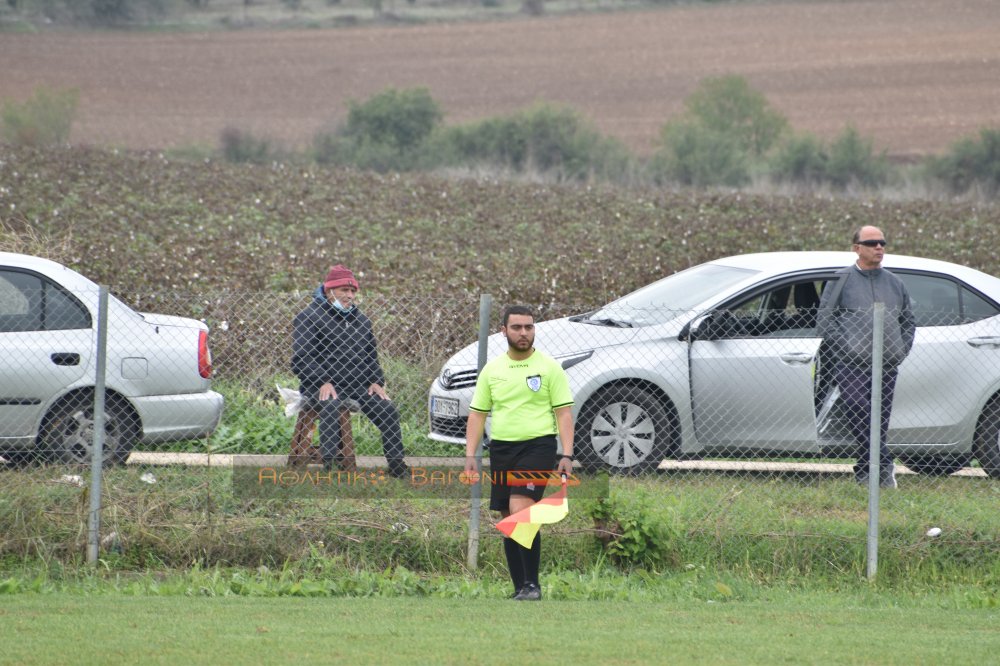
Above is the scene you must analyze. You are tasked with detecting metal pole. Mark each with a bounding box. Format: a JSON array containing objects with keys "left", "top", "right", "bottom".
[
  {"left": 866, "top": 303, "right": 885, "bottom": 581},
  {"left": 466, "top": 293, "right": 492, "bottom": 570},
  {"left": 87, "top": 287, "right": 109, "bottom": 565}
]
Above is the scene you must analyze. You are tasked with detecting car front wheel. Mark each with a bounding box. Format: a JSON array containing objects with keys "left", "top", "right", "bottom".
[
  {"left": 40, "top": 395, "right": 139, "bottom": 466},
  {"left": 576, "top": 385, "right": 675, "bottom": 474}
]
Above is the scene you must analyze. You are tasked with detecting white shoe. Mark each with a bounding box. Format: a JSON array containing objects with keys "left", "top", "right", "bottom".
[{"left": 879, "top": 465, "right": 897, "bottom": 489}]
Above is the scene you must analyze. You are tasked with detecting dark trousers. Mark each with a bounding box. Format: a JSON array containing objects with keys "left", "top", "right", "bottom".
[
  {"left": 834, "top": 363, "right": 898, "bottom": 475},
  {"left": 315, "top": 394, "right": 405, "bottom": 466}
]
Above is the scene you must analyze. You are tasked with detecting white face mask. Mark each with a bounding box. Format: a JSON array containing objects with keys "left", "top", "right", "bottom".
[{"left": 331, "top": 298, "right": 354, "bottom": 312}]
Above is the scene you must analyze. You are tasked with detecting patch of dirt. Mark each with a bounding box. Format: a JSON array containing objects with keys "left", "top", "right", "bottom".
[{"left": 2, "top": 0, "right": 998, "bottom": 157}]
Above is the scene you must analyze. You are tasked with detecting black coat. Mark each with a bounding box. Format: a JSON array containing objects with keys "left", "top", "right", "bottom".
[{"left": 291, "top": 294, "right": 386, "bottom": 398}]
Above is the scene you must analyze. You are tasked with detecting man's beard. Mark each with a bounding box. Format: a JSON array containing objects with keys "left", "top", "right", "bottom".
[{"left": 506, "top": 332, "right": 534, "bottom": 352}]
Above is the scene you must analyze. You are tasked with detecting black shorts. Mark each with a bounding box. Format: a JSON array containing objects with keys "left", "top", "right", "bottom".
[{"left": 487, "top": 436, "right": 558, "bottom": 512}]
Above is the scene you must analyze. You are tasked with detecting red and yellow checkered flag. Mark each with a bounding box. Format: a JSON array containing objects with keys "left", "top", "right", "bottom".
[{"left": 496, "top": 478, "right": 569, "bottom": 548}]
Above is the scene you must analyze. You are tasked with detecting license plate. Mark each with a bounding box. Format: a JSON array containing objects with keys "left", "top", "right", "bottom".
[{"left": 431, "top": 396, "right": 460, "bottom": 418}]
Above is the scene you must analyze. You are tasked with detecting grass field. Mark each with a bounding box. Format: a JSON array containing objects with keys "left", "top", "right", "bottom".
[
  {"left": 4, "top": 463, "right": 999, "bottom": 587},
  {"left": 2, "top": 594, "right": 999, "bottom": 665}
]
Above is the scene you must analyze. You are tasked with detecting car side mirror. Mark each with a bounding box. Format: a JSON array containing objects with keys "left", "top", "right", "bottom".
[
  {"left": 689, "top": 310, "right": 741, "bottom": 341},
  {"left": 688, "top": 313, "right": 716, "bottom": 341}
]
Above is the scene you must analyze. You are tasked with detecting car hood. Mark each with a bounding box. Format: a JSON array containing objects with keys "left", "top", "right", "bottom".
[{"left": 444, "top": 316, "right": 640, "bottom": 369}]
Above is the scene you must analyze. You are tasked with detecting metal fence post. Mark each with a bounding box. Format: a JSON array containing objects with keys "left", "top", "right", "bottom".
[
  {"left": 466, "top": 293, "right": 492, "bottom": 570},
  {"left": 866, "top": 303, "right": 885, "bottom": 581},
  {"left": 87, "top": 286, "right": 109, "bottom": 565}
]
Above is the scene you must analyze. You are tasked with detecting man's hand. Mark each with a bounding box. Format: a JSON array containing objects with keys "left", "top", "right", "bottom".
[
  {"left": 368, "top": 383, "right": 390, "bottom": 400},
  {"left": 318, "top": 383, "right": 338, "bottom": 401},
  {"left": 556, "top": 456, "right": 573, "bottom": 477},
  {"left": 464, "top": 455, "right": 479, "bottom": 477}
]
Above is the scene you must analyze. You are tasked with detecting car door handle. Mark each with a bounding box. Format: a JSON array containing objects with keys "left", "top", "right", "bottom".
[
  {"left": 779, "top": 352, "right": 814, "bottom": 366},
  {"left": 51, "top": 352, "right": 81, "bottom": 366},
  {"left": 967, "top": 337, "right": 1000, "bottom": 350}
]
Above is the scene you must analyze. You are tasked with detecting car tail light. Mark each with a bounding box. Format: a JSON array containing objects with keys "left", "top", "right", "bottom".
[{"left": 198, "top": 330, "right": 213, "bottom": 379}]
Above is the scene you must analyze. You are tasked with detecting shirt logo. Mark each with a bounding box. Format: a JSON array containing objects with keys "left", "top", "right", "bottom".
[{"left": 526, "top": 375, "right": 542, "bottom": 392}]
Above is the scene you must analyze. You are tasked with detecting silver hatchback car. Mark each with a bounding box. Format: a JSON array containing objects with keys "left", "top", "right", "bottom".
[
  {"left": 0, "top": 252, "right": 224, "bottom": 464},
  {"left": 429, "top": 251, "right": 1000, "bottom": 478}
]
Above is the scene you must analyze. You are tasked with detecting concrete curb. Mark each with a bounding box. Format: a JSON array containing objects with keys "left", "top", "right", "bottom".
[{"left": 124, "top": 452, "right": 988, "bottom": 477}]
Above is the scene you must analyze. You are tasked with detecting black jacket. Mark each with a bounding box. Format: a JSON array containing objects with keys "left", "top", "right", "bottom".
[
  {"left": 291, "top": 287, "right": 386, "bottom": 398},
  {"left": 816, "top": 265, "right": 916, "bottom": 368}
]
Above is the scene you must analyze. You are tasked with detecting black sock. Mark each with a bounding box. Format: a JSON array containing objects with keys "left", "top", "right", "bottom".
[
  {"left": 523, "top": 533, "right": 541, "bottom": 587},
  {"left": 502, "top": 538, "right": 525, "bottom": 591}
]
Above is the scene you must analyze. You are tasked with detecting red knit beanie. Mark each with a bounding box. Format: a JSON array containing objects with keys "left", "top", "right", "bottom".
[{"left": 323, "top": 265, "right": 359, "bottom": 290}]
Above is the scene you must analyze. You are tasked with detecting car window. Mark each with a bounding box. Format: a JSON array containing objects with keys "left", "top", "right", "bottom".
[
  {"left": 961, "top": 287, "right": 1000, "bottom": 323},
  {"left": 714, "top": 279, "right": 825, "bottom": 338},
  {"left": 587, "top": 264, "right": 758, "bottom": 327},
  {"left": 894, "top": 272, "right": 999, "bottom": 327},
  {"left": 898, "top": 273, "right": 960, "bottom": 326},
  {"left": 0, "top": 271, "right": 42, "bottom": 332},
  {"left": 46, "top": 282, "right": 92, "bottom": 329},
  {"left": 0, "top": 269, "right": 91, "bottom": 332}
]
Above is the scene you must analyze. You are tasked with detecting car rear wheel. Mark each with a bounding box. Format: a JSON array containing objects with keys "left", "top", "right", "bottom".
[
  {"left": 40, "top": 394, "right": 139, "bottom": 466},
  {"left": 896, "top": 453, "right": 970, "bottom": 477},
  {"left": 576, "top": 385, "right": 675, "bottom": 475},
  {"left": 973, "top": 399, "right": 1000, "bottom": 478}
]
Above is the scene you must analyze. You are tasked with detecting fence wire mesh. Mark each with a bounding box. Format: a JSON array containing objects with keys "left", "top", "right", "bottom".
[{"left": 2, "top": 277, "right": 999, "bottom": 576}]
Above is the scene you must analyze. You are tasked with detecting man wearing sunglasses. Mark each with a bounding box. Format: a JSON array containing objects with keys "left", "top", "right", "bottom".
[{"left": 817, "top": 226, "right": 916, "bottom": 488}]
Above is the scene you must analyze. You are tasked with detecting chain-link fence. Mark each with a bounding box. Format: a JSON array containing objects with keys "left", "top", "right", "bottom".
[{"left": 2, "top": 274, "right": 999, "bottom": 578}]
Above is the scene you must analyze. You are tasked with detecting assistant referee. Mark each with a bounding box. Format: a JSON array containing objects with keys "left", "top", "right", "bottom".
[{"left": 464, "top": 305, "right": 575, "bottom": 601}]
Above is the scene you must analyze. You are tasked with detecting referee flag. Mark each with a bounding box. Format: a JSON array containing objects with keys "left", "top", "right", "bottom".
[{"left": 496, "top": 479, "right": 569, "bottom": 548}]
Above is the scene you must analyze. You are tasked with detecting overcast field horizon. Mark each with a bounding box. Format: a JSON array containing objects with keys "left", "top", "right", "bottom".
[{"left": 3, "top": 0, "right": 999, "bottom": 158}]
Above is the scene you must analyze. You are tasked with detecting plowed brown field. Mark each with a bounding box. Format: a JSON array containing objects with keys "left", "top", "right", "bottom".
[{"left": 3, "top": 0, "right": 999, "bottom": 157}]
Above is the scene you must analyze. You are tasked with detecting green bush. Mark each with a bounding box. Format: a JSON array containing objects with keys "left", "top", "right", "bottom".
[
  {"left": 521, "top": 0, "right": 544, "bottom": 15},
  {"left": 430, "top": 116, "right": 526, "bottom": 170},
  {"left": 69, "top": 0, "right": 172, "bottom": 25},
  {"left": 315, "top": 133, "right": 410, "bottom": 172},
  {"left": 589, "top": 488, "right": 682, "bottom": 567},
  {"left": 682, "top": 74, "right": 788, "bottom": 157},
  {"left": 651, "top": 75, "right": 787, "bottom": 187},
  {"left": 769, "top": 132, "right": 829, "bottom": 185},
  {"left": 767, "top": 127, "right": 892, "bottom": 190},
  {"left": 432, "top": 102, "right": 634, "bottom": 183},
  {"left": 313, "top": 87, "right": 443, "bottom": 171},
  {"left": 826, "top": 124, "right": 889, "bottom": 189},
  {"left": 650, "top": 120, "right": 749, "bottom": 187},
  {"left": 91, "top": 0, "right": 132, "bottom": 22},
  {"left": 347, "top": 87, "right": 443, "bottom": 149},
  {"left": 219, "top": 127, "right": 278, "bottom": 164},
  {"left": 1, "top": 86, "right": 78, "bottom": 147},
  {"left": 925, "top": 127, "right": 1000, "bottom": 197}
]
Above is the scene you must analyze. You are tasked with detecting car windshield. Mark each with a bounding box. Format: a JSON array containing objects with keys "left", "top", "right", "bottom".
[{"left": 578, "top": 263, "right": 759, "bottom": 327}]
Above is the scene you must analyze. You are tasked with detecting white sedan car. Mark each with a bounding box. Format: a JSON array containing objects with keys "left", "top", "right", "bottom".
[
  {"left": 429, "top": 251, "right": 1000, "bottom": 478},
  {"left": 0, "top": 252, "right": 223, "bottom": 464}
]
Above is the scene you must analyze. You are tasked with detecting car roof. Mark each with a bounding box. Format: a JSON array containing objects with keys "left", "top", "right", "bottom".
[
  {"left": 0, "top": 252, "right": 98, "bottom": 290},
  {"left": 708, "top": 251, "right": 1000, "bottom": 293},
  {"left": 0, "top": 251, "right": 66, "bottom": 269}
]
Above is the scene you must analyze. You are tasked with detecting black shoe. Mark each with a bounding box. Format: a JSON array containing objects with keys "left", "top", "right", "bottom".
[
  {"left": 509, "top": 587, "right": 522, "bottom": 599},
  {"left": 513, "top": 583, "right": 541, "bottom": 601},
  {"left": 388, "top": 462, "right": 410, "bottom": 479}
]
